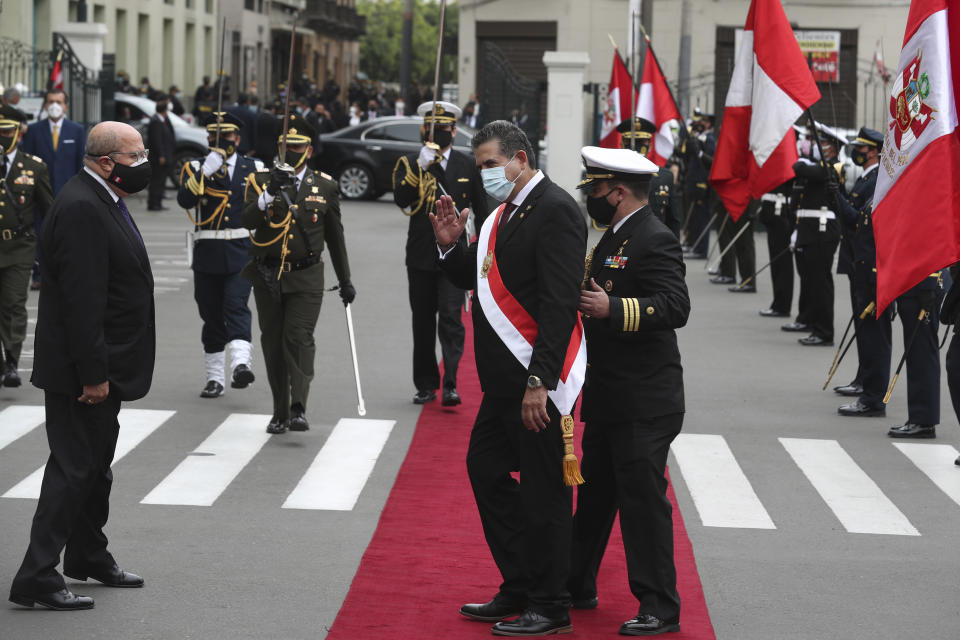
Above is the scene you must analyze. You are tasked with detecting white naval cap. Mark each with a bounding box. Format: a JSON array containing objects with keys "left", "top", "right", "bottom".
[
  {"left": 814, "top": 122, "right": 849, "bottom": 146},
  {"left": 416, "top": 100, "right": 462, "bottom": 123},
  {"left": 577, "top": 145, "right": 660, "bottom": 190}
]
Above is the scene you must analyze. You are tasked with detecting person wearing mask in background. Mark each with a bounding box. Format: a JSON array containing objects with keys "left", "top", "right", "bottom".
[
  {"left": 365, "top": 99, "right": 380, "bottom": 122},
  {"left": 349, "top": 102, "right": 362, "bottom": 127},
  {"left": 193, "top": 76, "right": 215, "bottom": 120},
  {"left": 22, "top": 89, "right": 85, "bottom": 290},
  {"left": 393, "top": 98, "right": 407, "bottom": 117},
  {"left": 226, "top": 94, "right": 257, "bottom": 156},
  {"left": 146, "top": 95, "right": 176, "bottom": 211},
  {"left": 168, "top": 85, "right": 185, "bottom": 117}
]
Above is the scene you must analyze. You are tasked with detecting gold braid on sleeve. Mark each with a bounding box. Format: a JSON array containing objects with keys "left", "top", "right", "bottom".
[
  {"left": 393, "top": 156, "right": 436, "bottom": 217},
  {"left": 583, "top": 244, "right": 597, "bottom": 289}
]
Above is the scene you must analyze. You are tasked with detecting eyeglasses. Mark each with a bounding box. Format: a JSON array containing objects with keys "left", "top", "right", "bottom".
[{"left": 107, "top": 150, "right": 149, "bottom": 163}]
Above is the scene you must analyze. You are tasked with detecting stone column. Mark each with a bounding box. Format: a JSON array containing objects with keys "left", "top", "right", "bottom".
[
  {"left": 55, "top": 22, "right": 108, "bottom": 73},
  {"left": 542, "top": 51, "right": 590, "bottom": 199}
]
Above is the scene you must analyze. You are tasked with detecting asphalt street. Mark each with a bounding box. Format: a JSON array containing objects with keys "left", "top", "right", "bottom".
[{"left": 0, "top": 188, "right": 958, "bottom": 639}]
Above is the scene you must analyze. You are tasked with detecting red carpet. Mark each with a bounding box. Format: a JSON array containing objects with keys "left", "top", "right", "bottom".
[{"left": 327, "top": 312, "right": 716, "bottom": 639}]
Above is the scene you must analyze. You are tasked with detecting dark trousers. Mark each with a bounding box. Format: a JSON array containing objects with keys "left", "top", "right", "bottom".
[
  {"left": 718, "top": 213, "right": 755, "bottom": 282},
  {"left": 0, "top": 262, "right": 32, "bottom": 362},
  {"left": 897, "top": 291, "right": 942, "bottom": 424},
  {"left": 684, "top": 189, "right": 710, "bottom": 256},
  {"left": 845, "top": 273, "right": 863, "bottom": 385},
  {"left": 569, "top": 413, "right": 683, "bottom": 622},
  {"left": 466, "top": 394, "right": 572, "bottom": 618},
  {"left": 945, "top": 330, "right": 960, "bottom": 422},
  {"left": 251, "top": 277, "right": 323, "bottom": 421},
  {"left": 856, "top": 304, "right": 892, "bottom": 408},
  {"left": 760, "top": 209, "right": 793, "bottom": 314},
  {"left": 11, "top": 392, "right": 122, "bottom": 595},
  {"left": 194, "top": 270, "right": 253, "bottom": 353},
  {"left": 795, "top": 238, "right": 838, "bottom": 340},
  {"left": 407, "top": 268, "right": 464, "bottom": 391},
  {"left": 147, "top": 160, "right": 167, "bottom": 208}
]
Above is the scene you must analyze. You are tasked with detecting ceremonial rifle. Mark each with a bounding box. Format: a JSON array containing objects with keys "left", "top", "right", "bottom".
[
  {"left": 734, "top": 245, "right": 791, "bottom": 290},
  {"left": 822, "top": 302, "right": 875, "bottom": 390}
]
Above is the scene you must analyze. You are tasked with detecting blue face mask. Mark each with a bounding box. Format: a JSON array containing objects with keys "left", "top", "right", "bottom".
[{"left": 481, "top": 154, "right": 519, "bottom": 202}]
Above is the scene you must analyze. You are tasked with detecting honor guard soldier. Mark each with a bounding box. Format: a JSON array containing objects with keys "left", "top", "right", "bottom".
[
  {"left": 571, "top": 146, "right": 690, "bottom": 636},
  {"left": 616, "top": 117, "right": 682, "bottom": 236},
  {"left": 242, "top": 114, "right": 355, "bottom": 434},
  {"left": 757, "top": 179, "right": 795, "bottom": 317},
  {"left": 0, "top": 105, "right": 53, "bottom": 386},
  {"left": 784, "top": 124, "right": 846, "bottom": 346},
  {"left": 680, "top": 110, "right": 716, "bottom": 259},
  {"left": 392, "top": 101, "right": 487, "bottom": 406},
  {"left": 178, "top": 111, "right": 262, "bottom": 397}
]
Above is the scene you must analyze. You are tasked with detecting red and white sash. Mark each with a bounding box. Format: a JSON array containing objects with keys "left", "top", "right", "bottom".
[{"left": 475, "top": 203, "right": 586, "bottom": 415}]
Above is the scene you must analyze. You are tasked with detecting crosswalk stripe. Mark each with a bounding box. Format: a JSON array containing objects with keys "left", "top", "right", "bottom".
[
  {"left": 283, "top": 418, "right": 395, "bottom": 511},
  {"left": 141, "top": 413, "right": 272, "bottom": 507},
  {"left": 670, "top": 433, "right": 776, "bottom": 529},
  {"left": 3, "top": 409, "right": 175, "bottom": 500},
  {"left": 780, "top": 438, "right": 919, "bottom": 536},
  {"left": 0, "top": 405, "right": 46, "bottom": 452},
  {"left": 893, "top": 443, "right": 960, "bottom": 508}
]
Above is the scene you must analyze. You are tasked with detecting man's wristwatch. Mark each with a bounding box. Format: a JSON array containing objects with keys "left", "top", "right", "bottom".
[{"left": 527, "top": 375, "right": 543, "bottom": 389}]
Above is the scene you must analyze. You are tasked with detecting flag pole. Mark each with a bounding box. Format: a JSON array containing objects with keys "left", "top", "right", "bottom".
[{"left": 629, "top": 10, "right": 638, "bottom": 150}]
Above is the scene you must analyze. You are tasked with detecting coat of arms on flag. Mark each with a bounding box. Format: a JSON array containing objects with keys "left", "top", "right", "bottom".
[{"left": 890, "top": 50, "right": 936, "bottom": 150}]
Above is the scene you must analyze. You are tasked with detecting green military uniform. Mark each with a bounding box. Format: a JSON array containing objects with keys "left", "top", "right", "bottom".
[
  {"left": 0, "top": 105, "right": 53, "bottom": 386},
  {"left": 616, "top": 117, "right": 682, "bottom": 236},
  {"left": 241, "top": 113, "right": 353, "bottom": 434}
]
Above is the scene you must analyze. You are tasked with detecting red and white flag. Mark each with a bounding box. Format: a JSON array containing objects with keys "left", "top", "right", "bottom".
[
  {"left": 709, "top": 0, "right": 821, "bottom": 220},
  {"left": 49, "top": 50, "right": 63, "bottom": 90},
  {"left": 600, "top": 52, "right": 636, "bottom": 149},
  {"left": 873, "top": 0, "right": 960, "bottom": 312},
  {"left": 874, "top": 39, "right": 892, "bottom": 84},
  {"left": 636, "top": 43, "right": 682, "bottom": 166}
]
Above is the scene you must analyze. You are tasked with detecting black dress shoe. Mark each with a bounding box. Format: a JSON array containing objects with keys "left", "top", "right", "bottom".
[
  {"left": 759, "top": 308, "right": 790, "bottom": 317},
  {"left": 266, "top": 417, "right": 287, "bottom": 434},
  {"left": 834, "top": 383, "right": 864, "bottom": 396},
  {"left": 729, "top": 284, "right": 756, "bottom": 292},
  {"left": 571, "top": 595, "right": 598, "bottom": 609},
  {"left": 200, "top": 380, "right": 224, "bottom": 398},
  {"left": 30, "top": 280, "right": 40, "bottom": 291},
  {"left": 781, "top": 322, "right": 809, "bottom": 332},
  {"left": 230, "top": 363, "right": 255, "bottom": 389},
  {"left": 838, "top": 400, "right": 886, "bottom": 417},
  {"left": 441, "top": 387, "right": 461, "bottom": 406},
  {"left": 798, "top": 334, "right": 833, "bottom": 346},
  {"left": 887, "top": 423, "right": 936, "bottom": 439},
  {"left": 459, "top": 597, "right": 526, "bottom": 622},
  {"left": 413, "top": 390, "right": 436, "bottom": 404},
  {"left": 707, "top": 267, "right": 720, "bottom": 276},
  {"left": 9, "top": 588, "right": 94, "bottom": 610},
  {"left": 491, "top": 609, "right": 572, "bottom": 636},
  {"left": 620, "top": 613, "right": 680, "bottom": 636},
  {"left": 65, "top": 565, "right": 143, "bottom": 588},
  {"left": 287, "top": 403, "right": 309, "bottom": 431},
  {"left": 955, "top": 455, "right": 959, "bottom": 466},
  {"left": 709, "top": 275, "right": 735, "bottom": 284},
  {"left": 2, "top": 361, "right": 21, "bottom": 387},
  {"left": 685, "top": 252, "right": 707, "bottom": 260}
]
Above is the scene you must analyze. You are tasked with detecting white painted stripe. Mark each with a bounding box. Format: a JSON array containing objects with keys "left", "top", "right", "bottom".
[
  {"left": 780, "top": 438, "right": 919, "bottom": 536},
  {"left": 0, "top": 405, "right": 46, "bottom": 452},
  {"left": 894, "top": 443, "right": 960, "bottom": 508},
  {"left": 3, "top": 409, "right": 175, "bottom": 500},
  {"left": 670, "top": 433, "right": 775, "bottom": 529},
  {"left": 141, "top": 413, "right": 272, "bottom": 506},
  {"left": 283, "top": 418, "right": 395, "bottom": 511}
]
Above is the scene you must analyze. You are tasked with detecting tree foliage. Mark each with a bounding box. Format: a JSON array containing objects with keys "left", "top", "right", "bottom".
[{"left": 357, "top": 0, "right": 459, "bottom": 85}]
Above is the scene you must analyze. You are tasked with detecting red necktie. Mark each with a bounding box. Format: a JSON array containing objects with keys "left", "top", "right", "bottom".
[{"left": 498, "top": 203, "right": 517, "bottom": 231}]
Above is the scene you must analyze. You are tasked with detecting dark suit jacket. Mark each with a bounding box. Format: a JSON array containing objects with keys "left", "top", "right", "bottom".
[
  {"left": 226, "top": 104, "right": 257, "bottom": 155},
  {"left": 393, "top": 149, "right": 488, "bottom": 271},
  {"left": 31, "top": 170, "right": 156, "bottom": 401},
  {"left": 579, "top": 207, "right": 689, "bottom": 422},
  {"left": 440, "top": 174, "right": 586, "bottom": 395},
  {"left": 22, "top": 117, "right": 86, "bottom": 195},
  {"left": 147, "top": 113, "right": 175, "bottom": 164}
]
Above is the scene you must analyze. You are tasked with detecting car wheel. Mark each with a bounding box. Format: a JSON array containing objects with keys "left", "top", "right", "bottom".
[{"left": 338, "top": 163, "right": 375, "bottom": 200}]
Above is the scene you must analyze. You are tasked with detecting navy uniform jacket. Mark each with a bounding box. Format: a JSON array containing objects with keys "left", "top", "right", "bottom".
[
  {"left": 177, "top": 154, "right": 263, "bottom": 274},
  {"left": 393, "top": 149, "right": 488, "bottom": 271},
  {"left": 580, "top": 207, "right": 690, "bottom": 422},
  {"left": 682, "top": 130, "right": 715, "bottom": 193},
  {"left": 792, "top": 158, "right": 841, "bottom": 246},
  {"left": 836, "top": 165, "right": 878, "bottom": 276},
  {"left": 648, "top": 169, "right": 682, "bottom": 236}
]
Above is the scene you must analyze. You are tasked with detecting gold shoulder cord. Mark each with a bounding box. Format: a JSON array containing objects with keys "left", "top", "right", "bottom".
[
  {"left": 181, "top": 162, "right": 229, "bottom": 228},
  {"left": 245, "top": 172, "right": 294, "bottom": 277},
  {"left": 393, "top": 156, "right": 436, "bottom": 217}
]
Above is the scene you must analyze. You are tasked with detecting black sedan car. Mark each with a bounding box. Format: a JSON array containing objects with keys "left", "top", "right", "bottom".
[{"left": 314, "top": 116, "right": 476, "bottom": 200}]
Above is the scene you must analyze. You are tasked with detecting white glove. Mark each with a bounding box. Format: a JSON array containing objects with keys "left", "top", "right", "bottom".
[
  {"left": 789, "top": 229, "right": 798, "bottom": 250},
  {"left": 202, "top": 150, "right": 224, "bottom": 177},
  {"left": 418, "top": 145, "right": 439, "bottom": 170}
]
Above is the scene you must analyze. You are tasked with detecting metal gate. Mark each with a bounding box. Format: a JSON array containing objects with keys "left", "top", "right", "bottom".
[
  {"left": 480, "top": 41, "right": 544, "bottom": 158},
  {"left": 51, "top": 33, "right": 103, "bottom": 130},
  {"left": 0, "top": 36, "right": 54, "bottom": 100}
]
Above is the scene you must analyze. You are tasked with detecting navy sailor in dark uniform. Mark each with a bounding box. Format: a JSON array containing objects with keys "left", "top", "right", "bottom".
[
  {"left": 616, "top": 117, "right": 683, "bottom": 236},
  {"left": 177, "top": 111, "right": 262, "bottom": 397},
  {"left": 570, "top": 146, "right": 690, "bottom": 636}
]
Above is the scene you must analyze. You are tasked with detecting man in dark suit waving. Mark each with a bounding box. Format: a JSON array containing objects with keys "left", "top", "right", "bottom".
[
  {"left": 432, "top": 120, "right": 587, "bottom": 636},
  {"left": 9, "top": 121, "right": 156, "bottom": 611}
]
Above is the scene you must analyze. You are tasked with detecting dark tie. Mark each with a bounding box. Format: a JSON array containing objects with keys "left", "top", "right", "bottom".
[
  {"left": 498, "top": 203, "right": 517, "bottom": 232},
  {"left": 117, "top": 197, "right": 144, "bottom": 246},
  {"left": 0, "top": 154, "right": 6, "bottom": 180}
]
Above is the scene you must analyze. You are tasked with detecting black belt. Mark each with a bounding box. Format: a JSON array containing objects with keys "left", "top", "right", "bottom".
[
  {"left": 0, "top": 227, "right": 33, "bottom": 241},
  {"left": 257, "top": 254, "right": 320, "bottom": 272}
]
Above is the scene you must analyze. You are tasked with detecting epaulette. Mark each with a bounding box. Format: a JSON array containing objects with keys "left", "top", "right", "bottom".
[
  {"left": 320, "top": 171, "right": 334, "bottom": 182},
  {"left": 253, "top": 159, "right": 266, "bottom": 171},
  {"left": 28, "top": 154, "right": 44, "bottom": 164}
]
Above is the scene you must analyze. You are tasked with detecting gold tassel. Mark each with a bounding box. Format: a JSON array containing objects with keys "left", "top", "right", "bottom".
[{"left": 560, "top": 415, "right": 584, "bottom": 486}]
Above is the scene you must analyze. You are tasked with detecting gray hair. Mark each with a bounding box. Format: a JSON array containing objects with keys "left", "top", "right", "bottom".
[
  {"left": 471, "top": 120, "right": 536, "bottom": 169},
  {"left": 2, "top": 87, "right": 20, "bottom": 103}
]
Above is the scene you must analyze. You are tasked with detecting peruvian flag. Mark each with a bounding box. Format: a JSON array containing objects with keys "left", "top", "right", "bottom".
[
  {"left": 873, "top": 0, "right": 960, "bottom": 312},
  {"left": 49, "top": 50, "right": 63, "bottom": 90},
  {"left": 636, "top": 42, "right": 682, "bottom": 166},
  {"left": 600, "top": 52, "right": 636, "bottom": 149},
  {"left": 709, "top": 0, "right": 821, "bottom": 220}
]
